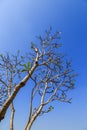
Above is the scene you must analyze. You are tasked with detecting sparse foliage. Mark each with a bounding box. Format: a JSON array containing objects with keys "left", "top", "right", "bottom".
[{"left": 0, "top": 29, "right": 76, "bottom": 130}]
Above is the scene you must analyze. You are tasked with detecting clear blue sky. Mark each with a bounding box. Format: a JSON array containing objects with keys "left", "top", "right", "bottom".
[{"left": 0, "top": 0, "right": 87, "bottom": 130}]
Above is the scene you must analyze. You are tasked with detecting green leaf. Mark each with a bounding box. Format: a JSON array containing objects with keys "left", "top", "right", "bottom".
[
  {"left": 0, "top": 54, "right": 3, "bottom": 57},
  {"left": 21, "top": 69, "right": 27, "bottom": 72},
  {"left": 27, "top": 62, "right": 31, "bottom": 68},
  {"left": 22, "top": 62, "right": 31, "bottom": 72},
  {"left": 47, "top": 106, "right": 54, "bottom": 112},
  {"left": 23, "top": 64, "right": 27, "bottom": 69},
  {"left": 49, "top": 106, "right": 54, "bottom": 110},
  {"left": 70, "top": 81, "right": 75, "bottom": 89},
  {"left": 71, "top": 80, "right": 75, "bottom": 85}
]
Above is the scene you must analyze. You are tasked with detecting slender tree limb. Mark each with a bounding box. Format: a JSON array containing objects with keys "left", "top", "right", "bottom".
[{"left": 0, "top": 60, "right": 38, "bottom": 121}]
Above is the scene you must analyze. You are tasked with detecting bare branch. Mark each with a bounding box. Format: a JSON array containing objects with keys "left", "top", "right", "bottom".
[
  {"left": 0, "top": 52, "right": 39, "bottom": 121},
  {"left": 0, "top": 29, "right": 77, "bottom": 130}
]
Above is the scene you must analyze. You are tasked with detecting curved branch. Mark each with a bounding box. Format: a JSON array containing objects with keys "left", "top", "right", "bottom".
[{"left": 0, "top": 61, "right": 38, "bottom": 121}]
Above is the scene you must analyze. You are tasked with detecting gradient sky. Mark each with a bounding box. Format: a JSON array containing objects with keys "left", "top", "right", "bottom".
[{"left": 0, "top": 0, "right": 87, "bottom": 130}]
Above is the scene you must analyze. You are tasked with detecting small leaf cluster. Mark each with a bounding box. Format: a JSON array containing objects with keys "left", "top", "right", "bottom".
[{"left": 22, "top": 62, "right": 31, "bottom": 72}]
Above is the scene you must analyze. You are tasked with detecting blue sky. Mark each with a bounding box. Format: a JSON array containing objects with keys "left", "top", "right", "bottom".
[{"left": 0, "top": 0, "right": 87, "bottom": 130}]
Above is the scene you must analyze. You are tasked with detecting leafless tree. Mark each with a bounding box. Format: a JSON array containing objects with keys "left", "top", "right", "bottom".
[
  {"left": 0, "top": 29, "right": 76, "bottom": 130},
  {"left": 0, "top": 51, "right": 26, "bottom": 129},
  {"left": 0, "top": 50, "right": 38, "bottom": 122},
  {"left": 24, "top": 30, "right": 76, "bottom": 130}
]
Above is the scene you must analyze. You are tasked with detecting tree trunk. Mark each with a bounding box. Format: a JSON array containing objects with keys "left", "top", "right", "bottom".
[
  {"left": 10, "top": 103, "right": 15, "bottom": 130},
  {"left": 0, "top": 61, "right": 38, "bottom": 121},
  {"left": 24, "top": 105, "right": 43, "bottom": 130},
  {"left": 24, "top": 118, "right": 34, "bottom": 130}
]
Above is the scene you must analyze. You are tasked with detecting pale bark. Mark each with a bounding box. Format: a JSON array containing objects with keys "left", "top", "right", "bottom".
[
  {"left": 24, "top": 105, "right": 43, "bottom": 130},
  {"left": 8, "top": 75, "right": 15, "bottom": 130},
  {"left": 0, "top": 30, "right": 76, "bottom": 130},
  {"left": 0, "top": 61, "right": 38, "bottom": 121},
  {"left": 10, "top": 103, "right": 15, "bottom": 130}
]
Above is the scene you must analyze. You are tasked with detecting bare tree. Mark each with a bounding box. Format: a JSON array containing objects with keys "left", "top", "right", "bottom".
[
  {"left": 0, "top": 50, "right": 38, "bottom": 121},
  {"left": 0, "top": 52, "right": 26, "bottom": 129},
  {"left": 0, "top": 29, "right": 76, "bottom": 130},
  {"left": 24, "top": 30, "right": 76, "bottom": 130}
]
